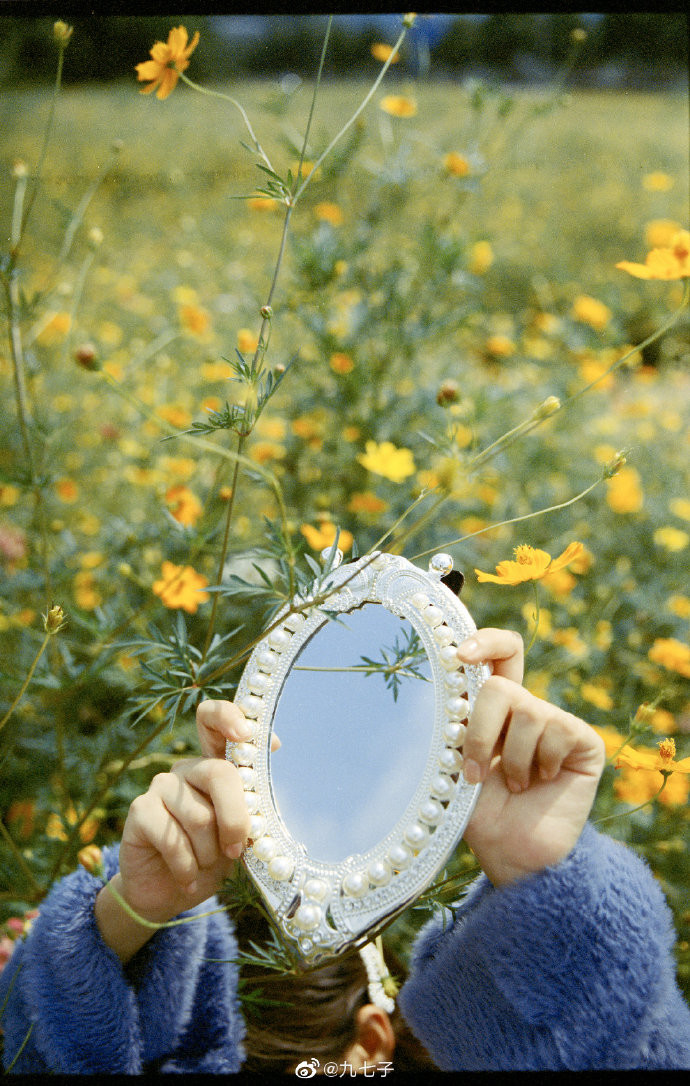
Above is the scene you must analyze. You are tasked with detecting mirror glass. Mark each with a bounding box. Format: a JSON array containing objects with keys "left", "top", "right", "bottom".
[{"left": 269, "top": 604, "right": 434, "bottom": 864}]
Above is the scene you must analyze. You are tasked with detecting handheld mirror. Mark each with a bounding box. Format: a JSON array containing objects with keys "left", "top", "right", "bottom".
[{"left": 227, "top": 550, "right": 490, "bottom": 963}]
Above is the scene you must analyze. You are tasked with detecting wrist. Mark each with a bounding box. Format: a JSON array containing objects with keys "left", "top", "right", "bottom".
[{"left": 95, "top": 873, "right": 175, "bottom": 964}]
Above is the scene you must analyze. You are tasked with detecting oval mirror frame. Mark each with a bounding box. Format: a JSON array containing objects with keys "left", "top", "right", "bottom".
[{"left": 227, "top": 550, "right": 490, "bottom": 964}]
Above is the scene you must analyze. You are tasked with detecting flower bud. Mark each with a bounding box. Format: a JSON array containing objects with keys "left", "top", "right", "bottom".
[
  {"left": 53, "top": 21, "right": 73, "bottom": 46},
  {"left": 274, "top": 363, "right": 286, "bottom": 375},
  {"left": 603, "top": 450, "right": 628, "bottom": 478},
  {"left": 533, "top": 395, "right": 561, "bottom": 420},
  {"left": 436, "top": 379, "right": 460, "bottom": 407},
  {"left": 78, "top": 844, "right": 104, "bottom": 879},
  {"left": 403, "top": 13, "right": 417, "bottom": 28},
  {"left": 74, "top": 343, "right": 100, "bottom": 371},
  {"left": 570, "top": 28, "right": 587, "bottom": 44},
  {"left": 88, "top": 226, "right": 104, "bottom": 248},
  {"left": 43, "top": 604, "right": 66, "bottom": 634},
  {"left": 260, "top": 305, "right": 273, "bottom": 320},
  {"left": 12, "top": 159, "right": 28, "bottom": 180}
]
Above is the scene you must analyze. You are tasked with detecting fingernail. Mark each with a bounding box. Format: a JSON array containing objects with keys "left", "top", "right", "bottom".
[
  {"left": 225, "top": 842, "right": 244, "bottom": 860},
  {"left": 457, "top": 638, "right": 479, "bottom": 658},
  {"left": 184, "top": 879, "right": 199, "bottom": 894},
  {"left": 463, "top": 758, "right": 482, "bottom": 785},
  {"left": 506, "top": 778, "right": 524, "bottom": 794}
]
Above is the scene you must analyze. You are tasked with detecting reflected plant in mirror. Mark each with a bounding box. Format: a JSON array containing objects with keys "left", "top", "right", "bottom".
[{"left": 227, "top": 550, "right": 490, "bottom": 963}]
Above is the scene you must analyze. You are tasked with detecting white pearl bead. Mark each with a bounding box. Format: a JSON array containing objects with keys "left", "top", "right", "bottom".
[
  {"left": 252, "top": 835, "right": 277, "bottom": 862},
  {"left": 283, "top": 611, "right": 306, "bottom": 630},
  {"left": 440, "top": 748, "right": 464, "bottom": 773},
  {"left": 440, "top": 645, "right": 460, "bottom": 670},
  {"left": 257, "top": 649, "right": 278, "bottom": 671},
  {"left": 388, "top": 843, "right": 412, "bottom": 870},
  {"left": 249, "top": 814, "right": 266, "bottom": 839},
  {"left": 231, "top": 742, "right": 255, "bottom": 766},
  {"left": 403, "top": 822, "right": 429, "bottom": 848},
  {"left": 268, "top": 855, "right": 294, "bottom": 882},
  {"left": 238, "top": 694, "right": 263, "bottom": 718},
  {"left": 244, "top": 793, "right": 260, "bottom": 814},
  {"left": 367, "top": 860, "right": 391, "bottom": 886},
  {"left": 423, "top": 605, "right": 444, "bottom": 627},
  {"left": 342, "top": 872, "right": 368, "bottom": 898},
  {"left": 444, "top": 721, "right": 467, "bottom": 747},
  {"left": 294, "top": 903, "right": 321, "bottom": 931},
  {"left": 237, "top": 766, "right": 256, "bottom": 789},
  {"left": 303, "top": 878, "right": 329, "bottom": 902},
  {"left": 434, "top": 624, "right": 454, "bottom": 646},
  {"left": 268, "top": 628, "right": 291, "bottom": 651},
  {"left": 430, "top": 773, "right": 455, "bottom": 800},
  {"left": 419, "top": 799, "right": 443, "bottom": 825},
  {"left": 410, "top": 591, "right": 429, "bottom": 610},
  {"left": 446, "top": 669, "right": 468, "bottom": 692},
  {"left": 249, "top": 672, "right": 270, "bottom": 694},
  {"left": 446, "top": 695, "right": 469, "bottom": 720}
]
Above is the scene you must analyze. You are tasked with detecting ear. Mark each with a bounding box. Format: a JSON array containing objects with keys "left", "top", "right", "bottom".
[{"left": 343, "top": 1003, "right": 395, "bottom": 1069}]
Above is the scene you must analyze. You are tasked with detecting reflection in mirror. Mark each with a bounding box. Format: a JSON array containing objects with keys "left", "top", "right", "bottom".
[{"left": 269, "top": 604, "right": 434, "bottom": 865}]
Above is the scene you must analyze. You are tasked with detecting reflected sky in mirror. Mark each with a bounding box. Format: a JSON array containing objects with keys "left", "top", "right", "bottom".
[{"left": 269, "top": 605, "right": 434, "bottom": 864}]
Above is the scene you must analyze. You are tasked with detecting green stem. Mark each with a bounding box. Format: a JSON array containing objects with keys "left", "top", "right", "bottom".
[
  {"left": 410, "top": 476, "right": 602, "bottom": 561},
  {"left": 177, "top": 72, "right": 274, "bottom": 174},
  {"left": 593, "top": 775, "right": 668, "bottom": 825},
  {"left": 292, "top": 22, "right": 409, "bottom": 205},
  {"left": 14, "top": 44, "right": 65, "bottom": 262},
  {"left": 5, "top": 1023, "right": 34, "bottom": 1072},
  {"left": 201, "top": 432, "right": 246, "bottom": 660},
  {"left": 0, "top": 632, "right": 50, "bottom": 736},
  {"left": 524, "top": 581, "right": 541, "bottom": 656}
]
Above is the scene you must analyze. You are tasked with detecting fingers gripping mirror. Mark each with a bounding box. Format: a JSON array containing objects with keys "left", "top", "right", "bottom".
[{"left": 227, "top": 551, "right": 490, "bottom": 964}]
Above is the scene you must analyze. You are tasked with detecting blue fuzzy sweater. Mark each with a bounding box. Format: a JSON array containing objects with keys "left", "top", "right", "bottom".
[{"left": 1, "top": 823, "right": 689, "bottom": 1072}]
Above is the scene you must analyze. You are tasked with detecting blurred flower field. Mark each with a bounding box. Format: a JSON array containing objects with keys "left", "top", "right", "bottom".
[{"left": 1, "top": 21, "right": 689, "bottom": 992}]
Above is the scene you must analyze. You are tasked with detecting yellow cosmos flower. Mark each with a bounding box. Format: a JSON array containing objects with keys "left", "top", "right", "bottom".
[
  {"left": 605, "top": 465, "right": 643, "bottom": 514},
  {"left": 616, "top": 737, "right": 690, "bottom": 776},
  {"left": 300, "top": 522, "right": 353, "bottom": 552},
  {"left": 654, "top": 526, "right": 689, "bottom": 552},
  {"left": 237, "top": 328, "right": 259, "bottom": 354},
  {"left": 670, "top": 498, "right": 690, "bottom": 520},
  {"left": 484, "top": 334, "right": 515, "bottom": 358},
  {"left": 380, "top": 95, "right": 417, "bottom": 118},
  {"left": 347, "top": 491, "right": 389, "bottom": 515},
  {"left": 648, "top": 637, "right": 690, "bottom": 679},
  {"left": 73, "top": 571, "right": 102, "bottom": 611},
  {"left": 642, "top": 170, "right": 674, "bottom": 192},
  {"left": 475, "top": 542, "right": 584, "bottom": 586},
  {"left": 165, "top": 485, "right": 203, "bottom": 527},
  {"left": 614, "top": 764, "right": 689, "bottom": 808},
  {"left": 645, "top": 219, "right": 682, "bottom": 248},
  {"left": 56, "top": 478, "right": 79, "bottom": 503},
  {"left": 37, "top": 312, "right": 71, "bottom": 346},
  {"left": 152, "top": 561, "right": 210, "bottom": 613},
  {"left": 248, "top": 196, "right": 279, "bottom": 212},
  {"left": 616, "top": 229, "right": 690, "bottom": 280},
  {"left": 571, "top": 294, "right": 612, "bottom": 331},
  {"left": 580, "top": 682, "right": 614, "bottom": 711},
  {"left": 179, "top": 304, "right": 211, "bottom": 338},
  {"left": 371, "top": 42, "right": 400, "bottom": 63},
  {"left": 444, "top": 151, "right": 471, "bottom": 177},
  {"left": 468, "top": 240, "right": 493, "bottom": 275},
  {"left": 315, "top": 201, "right": 344, "bottom": 226},
  {"left": 358, "top": 440, "right": 416, "bottom": 483},
  {"left": 135, "top": 25, "right": 200, "bottom": 100}
]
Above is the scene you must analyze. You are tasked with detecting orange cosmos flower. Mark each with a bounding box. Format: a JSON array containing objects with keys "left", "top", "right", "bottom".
[
  {"left": 444, "top": 151, "right": 471, "bottom": 177},
  {"left": 616, "top": 229, "right": 690, "bottom": 281},
  {"left": 475, "top": 542, "right": 584, "bottom": 586},
  {"left": 616, "top": 737, "right": 690, "bottom": 776},
  {"left": 648, "top": 637, "right": 690, "bottom": 679},
  {"left": 135, "top": 25, "right": 200, "bottom": 100},
  {"left": 380, "top": 95, "right": 417, "bottom": 118},
  {"left": 165, "top": 485, "right": 203, "bottom": 527},
  {"left": 330, "top": 351, "right": 354, "bottom": 374},
  {"left": 152, "top": 561, "right": 209, "bottom": 613},
  {"left": 371, "top": 43, "right": 400, "bottom": 63},
  {"left": 300, "top": 522, "right": 353, "bottom": 552}
]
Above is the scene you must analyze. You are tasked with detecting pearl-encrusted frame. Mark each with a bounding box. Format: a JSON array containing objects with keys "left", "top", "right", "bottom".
[{"left": 227, "top": 550, "right": 490, "bottom": 964}]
